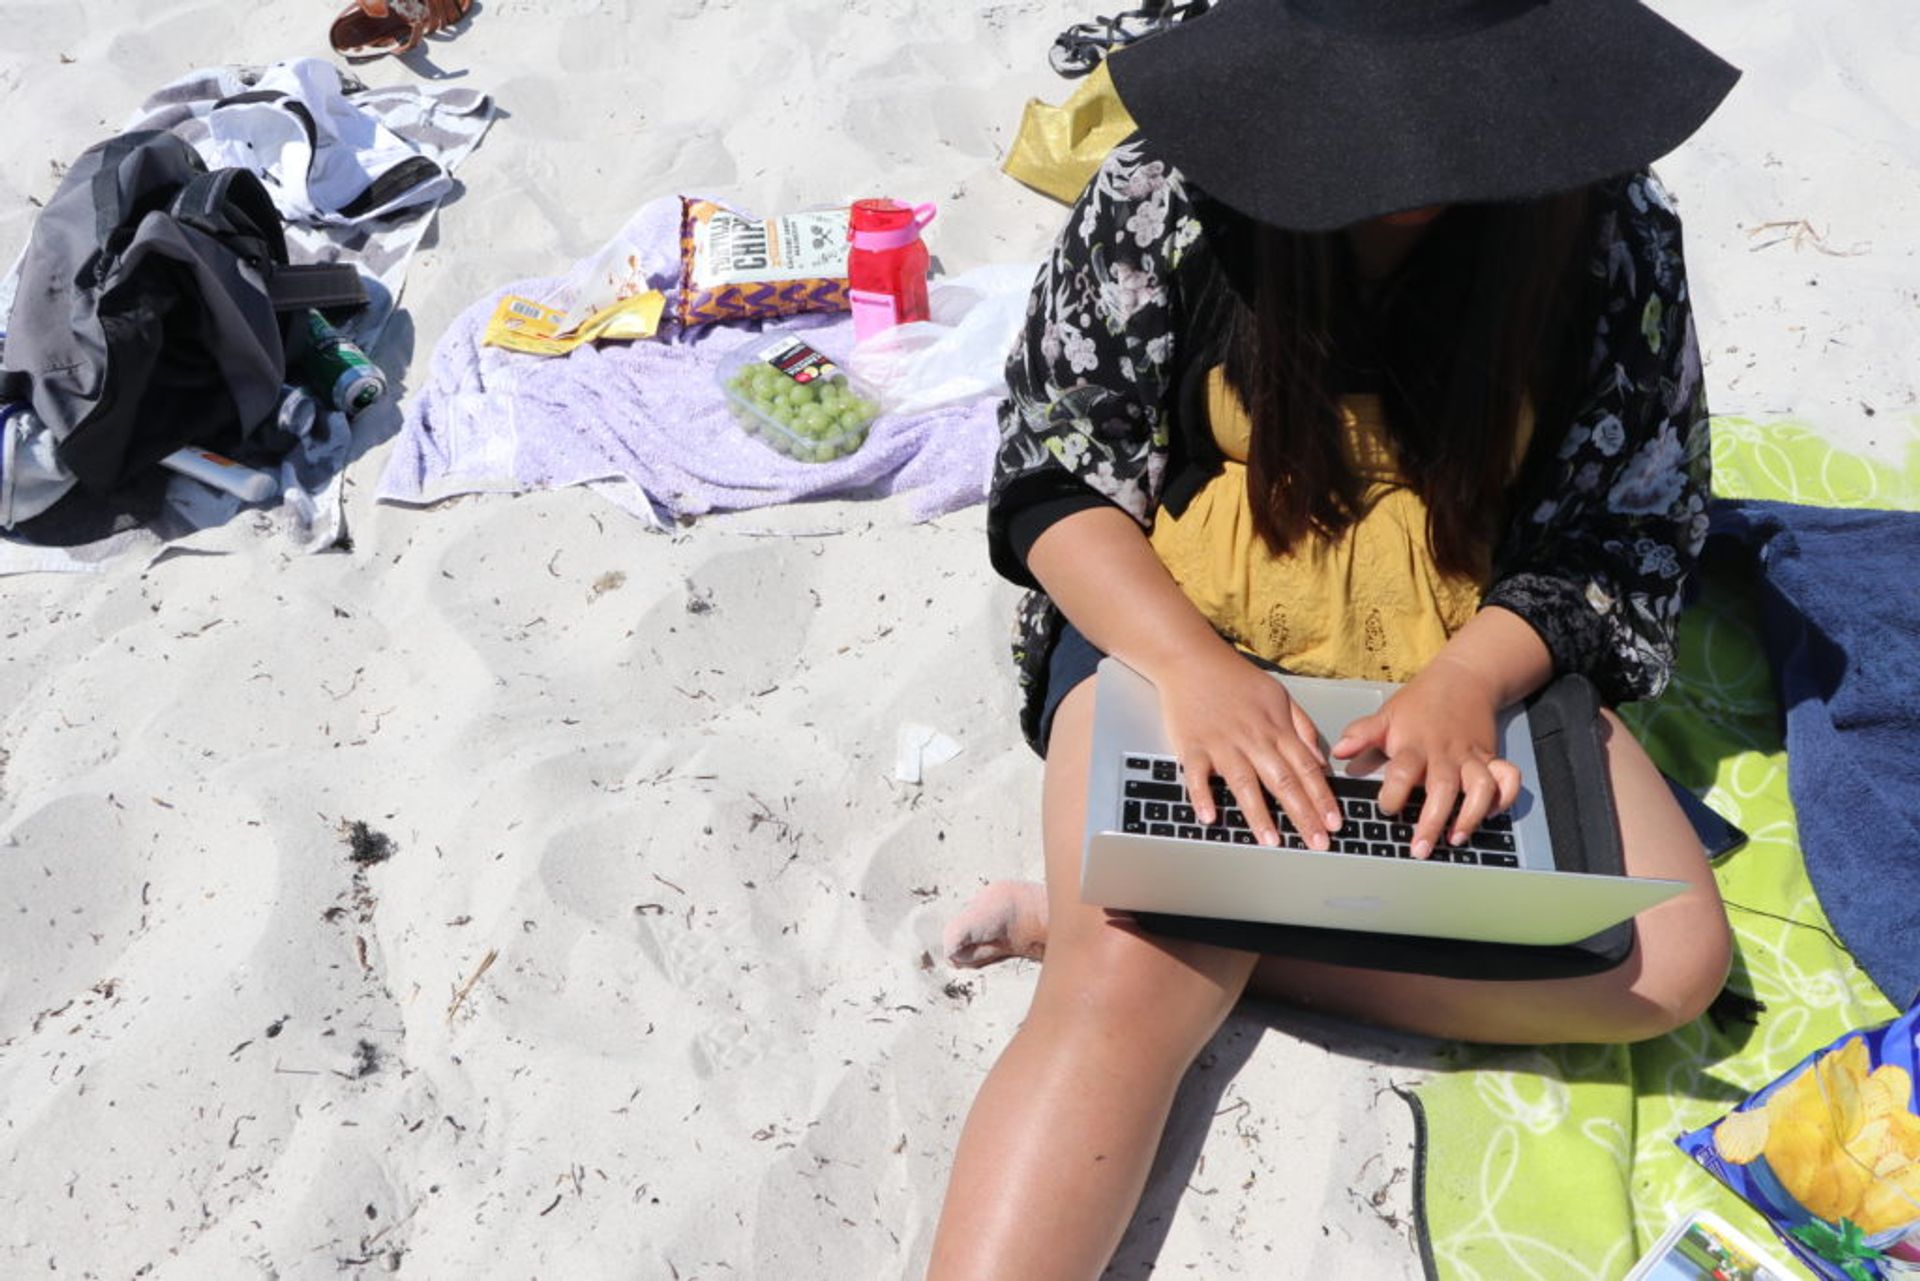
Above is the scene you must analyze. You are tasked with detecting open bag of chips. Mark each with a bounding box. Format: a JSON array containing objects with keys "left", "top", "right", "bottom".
[{"left": 1679, "top": 998, "right": 1920, "bottom": 1280}]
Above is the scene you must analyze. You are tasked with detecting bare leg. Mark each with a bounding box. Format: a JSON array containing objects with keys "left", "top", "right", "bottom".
[
  {"left": 1248, "top": 709, "right": 1733, "bottom": 1044},
  {"left": 944, "top": 880, "right": 1049, "bottom": 967},
  {"left": 926, "top": 679, "right": 1261, "bottom": 1281}
]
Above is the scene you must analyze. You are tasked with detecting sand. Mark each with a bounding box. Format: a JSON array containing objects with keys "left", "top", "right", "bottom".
[{"left": 1, "top": 0, "right": 1914, "bottom": 1276}]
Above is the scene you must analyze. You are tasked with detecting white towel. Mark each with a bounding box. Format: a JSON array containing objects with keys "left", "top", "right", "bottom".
[{"left": 199, "top": 58, "right": 452, "bottom": 227}]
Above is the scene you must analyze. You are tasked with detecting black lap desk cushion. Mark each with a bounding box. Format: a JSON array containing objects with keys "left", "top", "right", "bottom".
[{"left": 1134, "top": 675, "right": 1742, "bottom": 981}]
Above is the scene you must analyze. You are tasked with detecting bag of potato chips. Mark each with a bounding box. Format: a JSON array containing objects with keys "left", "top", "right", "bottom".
[
  {"left": 1678, "top": 999, "right": 1920, "bottom": 1280},
  {"left": 675, "top": 199, "right": 851, "bottom": 329}
]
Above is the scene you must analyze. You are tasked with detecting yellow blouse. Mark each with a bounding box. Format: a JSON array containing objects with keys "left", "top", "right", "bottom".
[{"left": 1147, "top": 368, "right": 1528, "bottom": 682}]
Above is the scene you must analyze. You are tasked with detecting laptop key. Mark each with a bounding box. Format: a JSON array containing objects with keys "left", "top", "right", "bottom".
[
  {"left": 1426, "top": 848, "right": 1450, "bottom": 863},
  {"left": 1347, "top": 799, "right": 1376, "bottom": 820},
  {"left": 1233, "top": 830, "right": 1258, "bottom": 845},
  {"left": 1177, "top": 825, "right": 1204, "bottom": 840},
  {"left": 1481, "top": 852, "right": 1520, "bottom": 868},
  {"left": 1152, "top": 760, "right": 1178, "bottom": 782},
  {"left": 1172, "top": 803, "right": 1197, "bottom": 825},
  {"left": 1205, "top": 828, "right": 1232, "bottom": 842},
  {"left": 1481, "top": 812, "right": 1514, "bottom": 832},
  {"left": 1451, "top": 848, "right": 1479, "bottom": 865},
  {"left": 1149, "top": 823, "right": 1177, "bottom": 837},
  {"left": 1362, "top": 820, "right": 1388, "bottom": 841},
  {"left": 1126, "top": 780, "right": 1183, "bottom": 802},
  {"left": 1145, "top": 801, "right": 1170, "bottom": 822},
  {"left": 1123, "top": 801, "right": 1146, "bottom": 833},
  {"left": 1468, "top": 830, "right": 1516, "bottom": 852},
  {"left": 1369, "top": 843, "right": 1397, "bottom": 858},
  {"left": 1391, "top": 823, "right": 1413, "bottom": 843},
  {"left": 1340, "top": 839, "right": 1370, "bottom": 855},
  {"left": 1225, "top": 810, "right": 1248, "bottom": 830}
]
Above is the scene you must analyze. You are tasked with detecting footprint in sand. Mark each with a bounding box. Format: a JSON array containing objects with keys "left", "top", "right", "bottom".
[{"left": 630, "top": 908, "right": 772, "bottom": 1077}]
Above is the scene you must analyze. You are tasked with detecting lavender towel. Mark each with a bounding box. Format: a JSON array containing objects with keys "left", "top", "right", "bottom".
[{"left": 378, "top": 200, "right": 1001, "bottom": 526}]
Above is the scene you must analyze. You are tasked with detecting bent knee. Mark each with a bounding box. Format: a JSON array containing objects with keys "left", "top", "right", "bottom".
[
  {"left": 1598, "top": 904, "right": 1734, "bottom": 1043},
  {"left": 1031, "top": 919, "right": 1253, "bottom": 1051}
]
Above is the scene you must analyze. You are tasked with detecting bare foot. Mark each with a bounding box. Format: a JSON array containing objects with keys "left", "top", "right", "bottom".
[{"left": 943, "top": 880, "right": 1049, "bottom": 969}]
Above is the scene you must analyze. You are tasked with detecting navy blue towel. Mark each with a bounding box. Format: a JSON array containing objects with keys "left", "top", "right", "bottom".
[{"left": 1708, "top": 498, "right": 1920, "bottom": 1006}]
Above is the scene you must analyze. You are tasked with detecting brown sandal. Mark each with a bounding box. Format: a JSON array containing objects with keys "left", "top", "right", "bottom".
[{"left": 329, "top": 0, "right": 471, "bottom": 59}]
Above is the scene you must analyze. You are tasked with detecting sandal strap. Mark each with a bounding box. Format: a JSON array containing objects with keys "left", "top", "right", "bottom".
[
  {"left": 1048, "top": 0, "right": 1214, "bottom": 78},
  {"left": 330, "top": 0, "right": 469, "bottom": 56}
]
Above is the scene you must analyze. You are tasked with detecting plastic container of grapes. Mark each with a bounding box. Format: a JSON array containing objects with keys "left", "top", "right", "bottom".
[{"left": 716, "top": 333, "right": 883, "bottom": 464}]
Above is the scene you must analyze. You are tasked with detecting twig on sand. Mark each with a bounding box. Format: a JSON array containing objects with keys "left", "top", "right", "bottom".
[
  {"left": 446, "top": 948, "right": 499, "bottom": 1025},
  {"left": 1746, "top": 218, "right": 1865, "bottom": 256}
]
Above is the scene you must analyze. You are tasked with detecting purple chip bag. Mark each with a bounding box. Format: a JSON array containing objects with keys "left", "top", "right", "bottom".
[{"left": 1678, "top": 998, "right": 1920, "bottom": 1280}]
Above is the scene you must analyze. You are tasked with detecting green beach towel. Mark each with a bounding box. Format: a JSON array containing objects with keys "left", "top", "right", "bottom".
[{"left": 1413, "top": 417, "right": 1920, "bottom": 1281}]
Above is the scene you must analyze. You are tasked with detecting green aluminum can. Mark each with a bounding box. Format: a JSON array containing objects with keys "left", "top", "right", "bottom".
[{"left": 300, "top": 311, "right": 388, "bottom": 417}]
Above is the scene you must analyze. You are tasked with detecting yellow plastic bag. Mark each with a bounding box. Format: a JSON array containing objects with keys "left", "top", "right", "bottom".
[
  {"left": 1001, "top": 60, "right": 1138, "bottom": 206},
  {"left": 482, "top": 290, "right": 666, "bottom": 357}
]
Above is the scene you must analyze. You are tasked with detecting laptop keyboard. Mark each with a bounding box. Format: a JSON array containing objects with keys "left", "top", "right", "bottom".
[{"left": 1119, "top": 753, "right": 1521, "bottom": 868}]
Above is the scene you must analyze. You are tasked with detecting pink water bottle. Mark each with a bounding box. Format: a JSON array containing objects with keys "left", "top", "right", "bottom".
[{"left": 847, "top": 199, "right": 937, "bottom": 342}]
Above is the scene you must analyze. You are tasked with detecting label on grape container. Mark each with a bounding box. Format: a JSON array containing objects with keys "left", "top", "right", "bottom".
[{"left": 754, "top": 336, "right": 839, "bottom": 386}]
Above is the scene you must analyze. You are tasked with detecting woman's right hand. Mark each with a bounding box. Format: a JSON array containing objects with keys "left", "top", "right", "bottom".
[{"left": 1152, "top": 645, "right": 1342, "bottom": 849}]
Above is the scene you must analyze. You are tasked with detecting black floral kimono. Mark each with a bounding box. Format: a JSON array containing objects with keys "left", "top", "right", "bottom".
[{"left": 988, "top": 140, "right": 1713, "bottom": 753}]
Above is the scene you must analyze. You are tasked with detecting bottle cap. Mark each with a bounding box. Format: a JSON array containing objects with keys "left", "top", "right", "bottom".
[{"left": 849, "top": 202, "right": 937, "bottom": 252}]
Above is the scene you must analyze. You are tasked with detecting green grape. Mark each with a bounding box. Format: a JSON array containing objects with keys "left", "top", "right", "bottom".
[{"left": 797, "top": 405, "right": 830, "bottom": 433}]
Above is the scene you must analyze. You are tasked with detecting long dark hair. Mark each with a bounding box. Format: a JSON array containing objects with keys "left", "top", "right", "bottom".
[{"left": 1222, "top": 190, "right": 1599, "bottom": 579}]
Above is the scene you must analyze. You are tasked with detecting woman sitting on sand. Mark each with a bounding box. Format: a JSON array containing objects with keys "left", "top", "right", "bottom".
[{"left": 928, "top": 1, "right": 1742, "bottom": 1276}]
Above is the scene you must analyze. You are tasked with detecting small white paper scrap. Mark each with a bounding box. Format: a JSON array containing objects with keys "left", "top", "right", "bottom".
[{"left": 894, "top": 723, "right": 963, "bottom": 784}]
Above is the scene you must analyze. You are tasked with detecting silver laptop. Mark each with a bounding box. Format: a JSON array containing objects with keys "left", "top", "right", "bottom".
[{"left": 1081, "top": 657, "right": 1685, "bottom": 946}]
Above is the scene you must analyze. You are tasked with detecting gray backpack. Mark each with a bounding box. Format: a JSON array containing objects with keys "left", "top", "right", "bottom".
[{"left": 0, "top": 130, "right": 364, "bottom": 498}]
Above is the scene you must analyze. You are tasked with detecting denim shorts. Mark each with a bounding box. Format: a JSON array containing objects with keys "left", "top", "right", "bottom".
[
  {"left": 1036, "top": 622, "right": 1286, "bottom": 757},
  {"left": 1035, "top": 621, "right": 1107, "bottom": 758}
]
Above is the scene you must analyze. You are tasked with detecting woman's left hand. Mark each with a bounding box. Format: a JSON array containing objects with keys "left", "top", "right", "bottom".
[{"left": 1329, "top": 654, "right": 1524, "bottom": 857}]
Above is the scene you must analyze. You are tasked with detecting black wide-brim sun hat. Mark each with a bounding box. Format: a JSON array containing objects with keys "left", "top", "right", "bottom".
[{"left": 1106, "top": 0, "right": 1741, "bottom": 231}]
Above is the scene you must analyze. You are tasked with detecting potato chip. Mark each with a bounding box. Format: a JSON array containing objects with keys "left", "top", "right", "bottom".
[{"left": 1714, "top": 1107, "right": 1772, "bottom": 1164}]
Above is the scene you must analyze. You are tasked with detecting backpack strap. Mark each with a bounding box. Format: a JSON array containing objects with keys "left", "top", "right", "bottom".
[
  {"left": 171, "top": 167, "right": 369, "bottom": 312},
  {"left": 267, "top": 263, "right": 369, "bottom": 312},
  {"left": 172, "top": 166, "right": 290, "bottom": 266}
]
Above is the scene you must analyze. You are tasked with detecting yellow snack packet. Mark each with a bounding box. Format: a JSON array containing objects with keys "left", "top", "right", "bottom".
[{"left": 483, "top": 291, "right": 666, "bottom": 356}]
